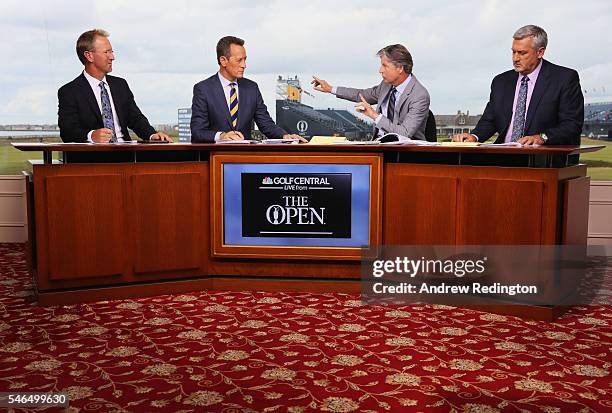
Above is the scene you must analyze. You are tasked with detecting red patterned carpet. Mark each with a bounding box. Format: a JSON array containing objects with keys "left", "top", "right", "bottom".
[{"left": 1, "top": 243, "right": 611, "bottom": 412}]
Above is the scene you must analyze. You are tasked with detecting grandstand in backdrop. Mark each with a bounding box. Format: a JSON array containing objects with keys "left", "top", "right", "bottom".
[
  {"left": 584, "top": 102, "right": 612, "bottom": 140},
  {"left": 275, "top": 76, "right": 372, "bottom": 140}
]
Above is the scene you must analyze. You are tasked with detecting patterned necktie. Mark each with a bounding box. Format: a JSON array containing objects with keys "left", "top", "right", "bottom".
[
  {"left": 229, "top": 82, "right": 238, "bottom": 129},
  {"left": 99, "top": 81, "right": 117, "bottom": 142},
  {"left": 387, "top": 87, "right": 397, "bottom": 123},
  {"left": 511, "top": 76, "right": 530, "bottom": 141}
]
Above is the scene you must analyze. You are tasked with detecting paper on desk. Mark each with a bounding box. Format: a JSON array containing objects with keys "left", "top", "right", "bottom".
[
  {"left": 308, "top": 136, "right": 347, "bottom": 145},
  {"left": 401, "top": 139, "right": 440, "bottom": 146},
  {"left": 262, "top": 139, "right": 299, "bottom": 144},
  {"left": 480, "top": 142, "right": 524, "bottom": 147},
  {"left": 215, "top": 140, "right": 259, "bottom": 144},
  {"left": 440, "top": 141, "right": 481, "bottom": 147},
  {"left": 332, "top": 140, "right": 379, "bottom": 145}
]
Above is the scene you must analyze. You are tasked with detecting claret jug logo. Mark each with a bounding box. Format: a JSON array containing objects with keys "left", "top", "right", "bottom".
[{"left": 266, "top": 196, "right": 326, "bottom": 225}]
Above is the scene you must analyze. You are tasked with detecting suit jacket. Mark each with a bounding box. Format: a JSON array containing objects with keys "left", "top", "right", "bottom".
[
  {"left": 58, "top": 73, "right": 156, "bottom": 142},
  {"left": 190, "top": 74, "right": 286, "bottom": 142},
  {"left": 471, "top": 59, "right": 584, "bottom": 145},
  {"left": 335, "top": 75, "right": 430, "bottom": 140}
]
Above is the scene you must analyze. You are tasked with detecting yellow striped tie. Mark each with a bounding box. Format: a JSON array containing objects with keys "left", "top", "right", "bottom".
[{"left": 229, "top": 83, "right": 238, "bottom": 129}]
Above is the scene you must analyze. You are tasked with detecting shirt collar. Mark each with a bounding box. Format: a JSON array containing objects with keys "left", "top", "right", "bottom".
[
  {"left": 83, "top": 70, "right": 108, "bottom": 89},
  {"left": 392, "top": 74, "right": 412, "bottom": 95},
  {"left": 218, "top": 72, "right": 238, "bottom": 88},
  {"left": 522, "top": 59, "right": 542, "bottom": 82}
]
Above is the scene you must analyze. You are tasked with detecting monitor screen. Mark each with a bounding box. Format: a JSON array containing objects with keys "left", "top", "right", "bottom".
[{"left": 223, "top": 163, "right": 371, "bottom": 247}]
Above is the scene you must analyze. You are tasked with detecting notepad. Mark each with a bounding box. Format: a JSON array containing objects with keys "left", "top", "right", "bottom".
[{"left": 307, "top": 136, "right": 347, "bottom": 145}]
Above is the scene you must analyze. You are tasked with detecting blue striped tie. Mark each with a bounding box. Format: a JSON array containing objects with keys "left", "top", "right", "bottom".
[
  {"left": 229, "top": 83, "right": 238, "bottom": 129},
  {"left": 99, "top": 81, "right": 117, "bottom": 142},
  {"left": 387, "top": 87, "right": 397, "bottom": 122}
]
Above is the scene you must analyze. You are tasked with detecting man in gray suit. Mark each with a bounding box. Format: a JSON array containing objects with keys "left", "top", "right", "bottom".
[{"left": 312, "top": 44, "right": 430, "bottom": 140}]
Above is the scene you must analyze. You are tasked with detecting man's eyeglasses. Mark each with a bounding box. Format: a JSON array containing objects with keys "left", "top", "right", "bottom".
[{"left": 87, "top": 49, "right": 115, "bottom": 56}]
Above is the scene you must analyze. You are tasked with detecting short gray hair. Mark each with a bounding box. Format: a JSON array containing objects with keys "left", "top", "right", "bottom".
[
  {"left": 513, "top": 25, "right": 548, "bottom": 50},
  {"left": 377, "top": 44, "right": 413, "bottom": 75},
  {"left": 76, "top": 29, "right": 110, "bottom": 65}
]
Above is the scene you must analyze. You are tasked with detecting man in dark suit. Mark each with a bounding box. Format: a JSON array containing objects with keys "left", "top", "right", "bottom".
[
  {"left": 453, "top": 25, "right": 583, "bottom": 145},
  {"left": 190, "top": 36, "right": 302, "bottom": 142},
  {"left": 58, "top": 29, "right": 171, "bottom": 143}
]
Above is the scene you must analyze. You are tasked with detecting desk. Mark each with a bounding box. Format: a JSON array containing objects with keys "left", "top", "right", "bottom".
[{"left": 14, "top": 142, "right": 602, "bottom": 320}]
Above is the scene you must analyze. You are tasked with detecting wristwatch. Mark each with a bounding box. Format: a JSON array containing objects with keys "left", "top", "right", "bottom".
[{"left": 540, "top": 133, "right": 548, "bottom": 144}]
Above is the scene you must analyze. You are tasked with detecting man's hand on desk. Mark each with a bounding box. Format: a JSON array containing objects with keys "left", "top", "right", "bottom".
[
  {"left": 283, "top": 134, "right": 308, "bottom": 143},
  {"left": 452, "top": 133, "right": 478, "bottom": 142},
  {"left": 150, "top": 132, "right": 173, "bottom": 142},
  {"left": 220, "top": 131, "right": 245, "bottom": 140},
  {"left": 517, "top": 134, "right": 545, "bottom": 145},
  {"left": 311, "top": 76, "right": 332, "bottom": 93},
  {"left": 91, "top": 128, "right": 113, "bottom": 143}
]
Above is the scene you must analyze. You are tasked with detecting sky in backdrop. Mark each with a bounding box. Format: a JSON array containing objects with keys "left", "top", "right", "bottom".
[{"left": 0, "top": 0, "right": 610, "bottom": 125}]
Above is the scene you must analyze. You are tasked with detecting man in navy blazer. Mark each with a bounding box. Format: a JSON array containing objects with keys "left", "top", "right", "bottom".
[
  {"left": 190, "top": 36, "right": 302, "bottom": 142},
  {"left": 453, "top": 25, "right": 583, "bottom": 146},
  {"left": 58, "top": 29, "right": 171, "bottom": 143}
]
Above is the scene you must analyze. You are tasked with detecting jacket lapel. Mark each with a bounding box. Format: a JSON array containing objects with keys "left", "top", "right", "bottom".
[
  {"left": 236, "top": 78, "right": 247, "bottom": 129},
  {"left": 78, "top": 73, "right": 103, "bottom": 124},
  {"left": 525, "top": 60, "right": 549, "bottom": 132},
  {"left": 396, "top": 76, "right": 416, "bottom": 116},
  {"left": 501, "top": 71, "right": 519, "bottom": 135},
  {"left": 105, "top": 76, "right": 124, "bottom": 130},
  {"left": 213, "top": 76, "right": 233, "bottom": 128},
  {"left": 377, "top": 82, "right": 391, "bottom": 114}
]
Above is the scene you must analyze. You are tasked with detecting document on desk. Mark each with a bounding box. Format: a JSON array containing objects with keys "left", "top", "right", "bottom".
[
  {"left": 440, "top": 141, "right": 482, "bottom": 147},
  {"left": 262, "top": 139, "right": 299, "bottom": 144},
  {"left": 332, "top": 140, "right": 379, "bottom": 145},
  {"left": 215, "top": 140, "right": 259, "bottom": 144},
  {"left": 400, "top": 139, "right": 440, "bottom": 146},
  {"left": 480, "top": 142, "right": 525, "bottom": 147}
]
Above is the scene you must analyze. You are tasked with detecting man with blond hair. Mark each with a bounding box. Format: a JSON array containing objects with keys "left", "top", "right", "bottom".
[
  {"left": 312, "top": 44, "right": 430, "bottom": 141},
  {"left": 58, "top": 29, "right": 171, "bottom": 143}
]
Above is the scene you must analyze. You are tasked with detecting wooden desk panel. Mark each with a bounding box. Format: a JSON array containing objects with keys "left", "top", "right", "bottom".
[
  {"left": 33, "top": 162, "right": 211, "bottom": 291},
  {"left": 562, "top": 176, "right": 591, "bottom": 245},
  {"left": 131, "top": 165, "right": 205, "bottom": 275},
  {"left": 383, "top": 164, "right": 457, "bottom": 244},
  {"left": 44, "top": 172, "right": 127, "bottom": 281},
  {"left": 458, "top": 178, "right": 545, "bottom": 245}
]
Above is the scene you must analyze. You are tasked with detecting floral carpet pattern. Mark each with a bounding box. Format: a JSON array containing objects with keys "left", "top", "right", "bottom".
[{"left": 0, "top": 243, "right": 611, "bottom": 412}]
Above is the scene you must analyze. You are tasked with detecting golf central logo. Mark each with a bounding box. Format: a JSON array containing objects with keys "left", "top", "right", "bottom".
[{"left": 261, "top": 177, "right": 273, "bottom": 185}]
